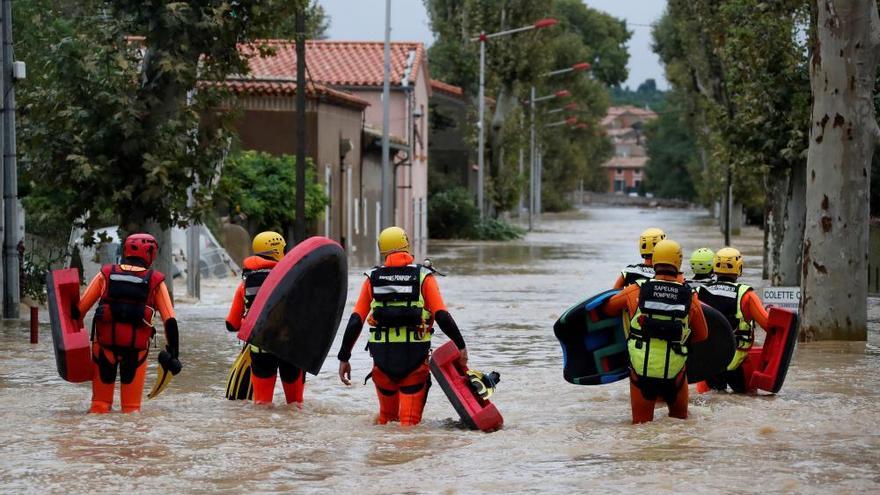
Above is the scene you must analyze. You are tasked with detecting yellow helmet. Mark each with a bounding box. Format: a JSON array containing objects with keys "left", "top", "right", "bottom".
[
  {"left": 252, "top": 231, "right": 286, "bottom": 261},
  {"left": 689, "top": 248, "right": 715, "bottom": 275},
  {"left": 652, "top": 239, "right": 682, "bottom": 272},
  {"left": 639, "top": 227, "right": 666, "bottom": 258},
  {"left": 378, "top": 226, "right": 410, "bottom": 256},
  {"left": 713, "top": 247, "right": 743, "bottom": 276}
]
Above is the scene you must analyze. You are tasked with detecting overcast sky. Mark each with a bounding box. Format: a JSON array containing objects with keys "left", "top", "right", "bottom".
[{"left": 319, "top": 0, "right": 669, "bottom": 90}]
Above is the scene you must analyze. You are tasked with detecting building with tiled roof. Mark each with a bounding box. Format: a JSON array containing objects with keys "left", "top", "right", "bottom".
[
  {"left": 231, "top": 40, "right": 432, "bottom": 263},
  {"left": 601, "top": 105, "right": 657, "bottom": 194}
]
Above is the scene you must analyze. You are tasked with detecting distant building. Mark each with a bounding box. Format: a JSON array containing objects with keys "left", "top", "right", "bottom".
[
  {"left": 228, "top": 40, "right": 432, "bottom": 264},
  {"left": 601, "top": 106, "right": 657, "bottom": 194}
]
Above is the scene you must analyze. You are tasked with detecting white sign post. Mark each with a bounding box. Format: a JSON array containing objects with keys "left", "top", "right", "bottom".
[{"left": 761, "top": 286, "right": 801, "bottom": 312}]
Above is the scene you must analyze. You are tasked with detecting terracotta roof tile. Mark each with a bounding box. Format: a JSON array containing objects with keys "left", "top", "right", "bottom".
[
  {"left": 244, "top": 40, "right": 427, "bottom": 88},
  {"left": 430, "top": 79, "right": 463, "bottom": 97},
  {"left": 217, "top": 79, "right": 370, "bottom": 109},
  {"left": 602, "top": 156, "right": 648, "bottom": 168}
]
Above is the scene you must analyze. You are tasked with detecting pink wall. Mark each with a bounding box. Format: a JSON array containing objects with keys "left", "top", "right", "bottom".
[{"left": 347, "top": 69, "right": 430, "bottom": 258}]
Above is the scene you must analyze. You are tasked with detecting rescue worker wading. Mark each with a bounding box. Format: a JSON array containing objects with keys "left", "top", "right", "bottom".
[
  {"left": 337, "top": 226, "right": 468, "bottom": 426},
  {"left": 76, "top": 233, "right": 179, "bottom": 414},
  {"left": 225, "top": 231, "right": 305, "bottom": 406},
  {"left": 601, "top": 239, "right": 709, "bottom": 423},
  {"left": 613, "top": 227, "right": 666, "bottom": 288},
  {"left": 696, "top": 247, "right": 769, "bottom": 393},
  {"left": 686, "top": 247, "right": 716, "bottom": 291}
]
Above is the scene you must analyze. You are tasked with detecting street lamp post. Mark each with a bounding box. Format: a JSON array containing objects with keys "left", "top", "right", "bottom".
[
  {"left": 472, "top": 18, "right": 557, "bottom": 220},
  {"left": 528, "top": 89, "right": 571, "bottom": 230},
  {"left": 528, "top": 62, "right": 589, "bottom": 229}
]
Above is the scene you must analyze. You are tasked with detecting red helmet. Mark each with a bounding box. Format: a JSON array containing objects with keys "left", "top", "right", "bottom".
[{"left": 123, "top": 233, "right": 159, "bottom": 266}]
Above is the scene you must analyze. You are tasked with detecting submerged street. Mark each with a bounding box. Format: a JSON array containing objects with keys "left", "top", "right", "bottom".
[{"left": 1, "top": 206, "right": 878, "bottom": 494}]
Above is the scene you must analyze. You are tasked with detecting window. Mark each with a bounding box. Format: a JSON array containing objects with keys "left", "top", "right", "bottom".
[
  {"left": 614, "top": 179, "right": 625, "bottom": 192},
  {"left": 616, "top": 168, "right": 623, "bottom": 174}
]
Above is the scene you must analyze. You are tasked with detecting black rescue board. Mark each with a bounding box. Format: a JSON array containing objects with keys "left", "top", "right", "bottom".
[{"left": 686, "top": 303, "right": 736, "bottom": 383}]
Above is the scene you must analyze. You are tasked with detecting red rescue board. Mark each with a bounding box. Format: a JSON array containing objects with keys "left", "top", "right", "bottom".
[
  {"left": 742, "top": 307, "right": 799, "bottom": 394},
  {"left": 429, "top": 341, "right": 503, "bottom": 432},
  {"left": 47, "top": 268, "right": 93, "bottom": 382}
]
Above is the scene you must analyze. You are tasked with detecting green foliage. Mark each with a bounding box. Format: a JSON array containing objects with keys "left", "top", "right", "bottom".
[
  {"left": 652, "top": 0, "right": 810, "bottom": 211},
  {"left": 428, "top": 186, "right": 479, "bottom": 239},
  {"left": 15, "top": 0, "right": 298, "bottom": 240},
  {"left": 424, "top": 0, "right": 629, "bottom": 215},
  {"left": 611, "top": 79, "right": 667, "bottom": 110},
  {"left": 470, "top": 218, "right": 525, "bottom": 241},
  {"left": 553, "top": 0, "right": 630, "bottom": 86},
  {"left": 268, "top": 1, "right": 330, "bottom": 39},
  {"left": 644, "top": 94, "right": 698, "bottom": 201},
  {"left": 21, "top": 242, "right": 67, "bottom": 305},
  {"left": 427, "top": 185, "right": 523, "bottom": 240},
  {"left": 213, "top": 151, "right": 327, "bottom": 232}
]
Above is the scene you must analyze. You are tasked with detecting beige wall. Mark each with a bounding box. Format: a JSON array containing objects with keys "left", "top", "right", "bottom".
[{"left": 233, "top": 96, "right": 367, "bottom": 257}]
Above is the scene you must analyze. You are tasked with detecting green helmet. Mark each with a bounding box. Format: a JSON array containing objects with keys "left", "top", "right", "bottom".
[{"left": 690, "top": 248, "right": 715, "bottom": 275}]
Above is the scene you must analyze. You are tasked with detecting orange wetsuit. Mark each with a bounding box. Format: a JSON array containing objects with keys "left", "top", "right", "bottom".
[
  {"left": 698, "top": 277, "right": 769, "bottom": 392},
  {"left": 78, "top": 263, "right": 176, "bottom": 414},
  {"left": 225, "top": 255, "right": 305, "bottom": 406},
  {"left": 603, "top": 274, "right": 708, "bottom": 424},
  {"left": 338, "top": 252, "right": 466, "bottom": 426}
]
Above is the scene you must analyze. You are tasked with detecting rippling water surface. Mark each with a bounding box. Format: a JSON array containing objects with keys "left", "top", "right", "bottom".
[{"left": 0, "top": 206, "right": 877, "bottom": 494}]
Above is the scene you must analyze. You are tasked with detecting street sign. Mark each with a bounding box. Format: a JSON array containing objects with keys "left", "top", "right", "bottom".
[{"left": 761, "top": 286, "right": 800, "bottom": 312}]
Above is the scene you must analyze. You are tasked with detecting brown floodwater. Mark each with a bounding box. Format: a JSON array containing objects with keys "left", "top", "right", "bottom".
[{"left": 0, "top": 206, "right": 877, "bottom": 494}]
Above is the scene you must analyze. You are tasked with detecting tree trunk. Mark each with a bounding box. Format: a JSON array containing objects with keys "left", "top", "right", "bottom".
[
  {"left": 145, "top": 223, "right": 175, "bottom": 302},
  {"left": 766, "top": 161, "right": 806, "bottom": 286},
  {"left": 801, "top": 0, "right": 880, "bottom": 341},
  {"left": 764, "top": 170, "right": 788, "bottom": 280},
  {"left": 489, "top": 87, "right": 517, "bottom": 216},
  {"left": 776, "top": 160, "right": 806, "bottom": 286}
]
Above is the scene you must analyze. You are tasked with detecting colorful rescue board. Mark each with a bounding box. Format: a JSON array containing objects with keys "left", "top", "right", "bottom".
[
  {"left": 554, "top": 289, "right": 736, "bottom": 385},
  {"left": 47, "top": 268, "right": 93, "bottom": 383},
  {"left": 741, "top": 307, "right": 799, "bottom": 394},
  {"left": 238, "top": 236, "right": 347, "bottom": 375},
  {"left": 554, "top": 289, "right": 629, "bottom": 385},
  {"left": 429, "top": 340, "right": 503, "bottom": 432}
]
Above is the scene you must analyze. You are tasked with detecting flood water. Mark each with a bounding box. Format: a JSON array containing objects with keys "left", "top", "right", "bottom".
[{"left": 1, "top": 206, "right": 878, "bottom": 494}]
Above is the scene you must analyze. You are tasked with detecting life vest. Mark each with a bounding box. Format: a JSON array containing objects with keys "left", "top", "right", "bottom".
[
  {"left": 626, "top": 279, "right": 692, "bottom": 379},
  {"left": 621, "top": 263, "right": 654, "bottom": 286},
  {"left": 93, "top": 264, "right": 165, "bottom": 350},
  {"left": 367, "top": 264, "right": 433, "bottom": 379},
  {"left": 686, "top": 274, "right": 716, "bottom": 292},
  {"left": 697, "top": 281, "right": 754, "bottom": 351},
  {"left": 240, "top": 256, "right": 277, "bottom": 354},
  {"left": 241, "top": 256, "right": 277, "bottom": 314}
]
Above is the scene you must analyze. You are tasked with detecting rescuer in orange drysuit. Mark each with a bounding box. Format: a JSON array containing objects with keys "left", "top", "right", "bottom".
[
  {"left": 336, "top": 226, "right": 467, "bottom": 426},
  {"left": 225, "top": 231, "right": 305, "bottom": 406},
  {"left": 696, "top": 247, "right": 769, "bottom": 393},
  {"left": 601, "top": 239, "right": 709, "bottom": 423},
  {"left": 76, "top": 233, "right": 179, "bottom": 414}
]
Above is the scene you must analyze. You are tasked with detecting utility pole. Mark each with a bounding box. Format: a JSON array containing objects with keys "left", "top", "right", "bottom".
[
  {"left": 185, "top": 189, "right": 200, "bottom": 300},
  {"left": 528, "top": 86, "right": 535, "bottom": 230},
  {"left": 724, "top": 165, "right": 732, "bottom": 246},
  {"left": 294, "top": 3, "right": 307, "bottom": 244},
  {"left": 380, "top": 0, "right": 393, "bottom": 229},
  {"left": 2, "top": 0, "right": 18, "bottom": 318}
]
